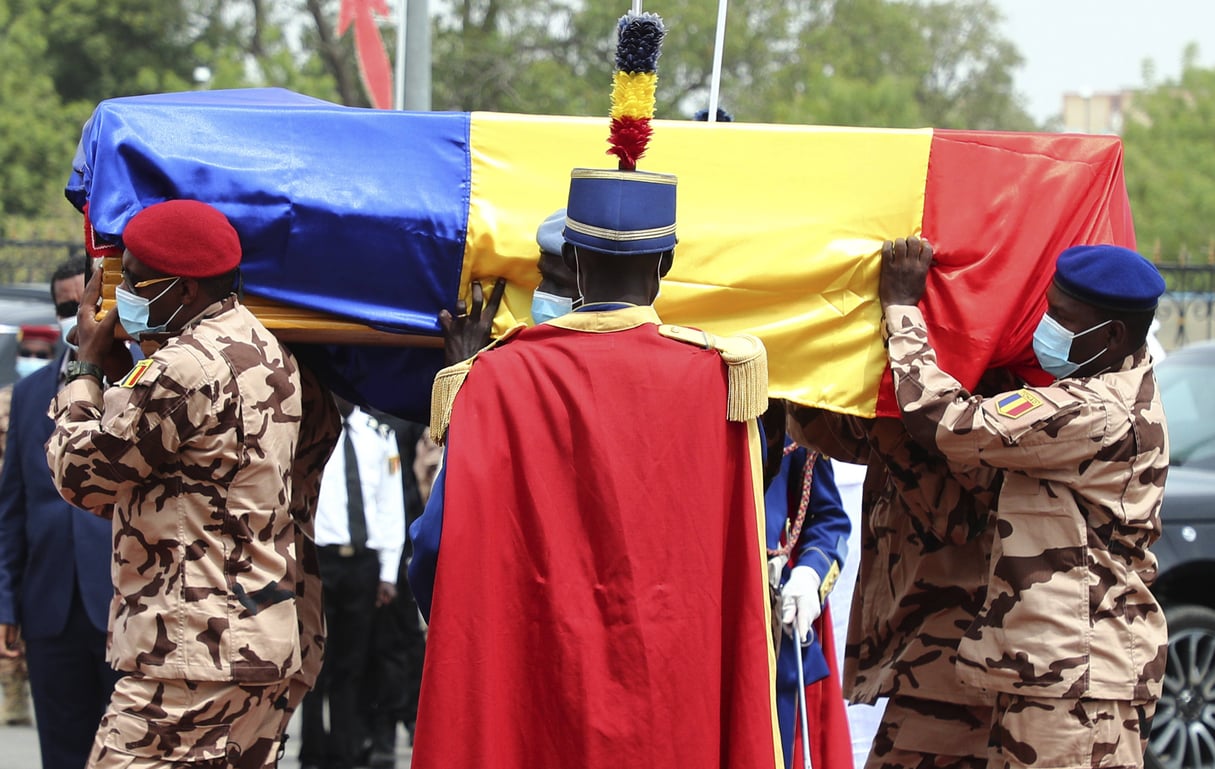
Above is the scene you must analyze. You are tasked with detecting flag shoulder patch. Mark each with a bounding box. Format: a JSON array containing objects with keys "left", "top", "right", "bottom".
[
  {"left": 995, "top": 389, "right": 1043, "bottom": 419},
  {"left": 119, "top": 359, "right": 155, "bottom": 388}
]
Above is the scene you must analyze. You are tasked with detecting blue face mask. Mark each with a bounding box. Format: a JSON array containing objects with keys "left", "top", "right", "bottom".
[
  {"left": 15, "top": 356, "right": 49, "bottom": 379},
  {"left": 531, "top": 290, "right": 573, "bottom": 324},
  {"left": 1032, "top": 313, "right": 1110, "bottom": 379},
  {"left": 115, "top": 279, "right": 182, "bottom": 339}
]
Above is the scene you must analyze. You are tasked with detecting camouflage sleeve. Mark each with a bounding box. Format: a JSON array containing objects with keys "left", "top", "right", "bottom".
[
  {"left": 786, "top": 405, "right": 874, "bottom": 464},
  {"left": 46, "top": 351, "right": 213, "bottom": 514},
  {"left": 865, "top": 417, "right": 1000, "bottom": 548},
  {"left": 886, "top": 305, "right": 1104, "bottom": 476}
]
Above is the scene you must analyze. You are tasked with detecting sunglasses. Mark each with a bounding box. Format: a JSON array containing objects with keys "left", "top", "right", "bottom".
[
  {"left": 55, "top": 300, "right": 79, "bottom": 318},
  {"left": 18, "top": 349, "right": 53, "bottom": 359},
  {"left": 120, "top": 271, "right": 177, "bottom": 292}
]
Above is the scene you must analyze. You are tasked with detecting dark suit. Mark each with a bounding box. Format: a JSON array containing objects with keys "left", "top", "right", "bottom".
[{"left": 0, "top": 353, "right": 119, "bottom": 769}]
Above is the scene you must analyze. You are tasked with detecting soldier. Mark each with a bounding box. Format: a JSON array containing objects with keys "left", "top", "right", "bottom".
[
  {"left": 46, "top": 199, "right": 314, "bottom": 768},
  {"left": 879, "top": 239, "right": 1168, "bottom": 769},
  {"left": 787, "top": 407, "right": 1001, "bottom": 769}
]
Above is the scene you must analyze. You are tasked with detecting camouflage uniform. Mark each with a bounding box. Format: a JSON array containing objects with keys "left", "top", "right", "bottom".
[
  {"left": 885, "top": 304, "right": 1168, "bottom": 769},
  {"left": 46, "top": 296, "right": 308, "bottom": 767},
  {"left": 789, "top": 410, "right": 1000, "bottom": 769},
  {"left": 0, "top": 383, "right": 32, "bottom": 727}
]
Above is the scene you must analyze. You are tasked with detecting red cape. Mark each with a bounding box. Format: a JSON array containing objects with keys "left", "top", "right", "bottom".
[{"left": 413, "top": 319, "right": 781, "bottom": 769}]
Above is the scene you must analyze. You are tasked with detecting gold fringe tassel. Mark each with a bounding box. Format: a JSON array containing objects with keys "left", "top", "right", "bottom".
[
  {"left": 722, "top": 334, "right": 769, "bottom": 422},
  {"left": 429, "top": 361, "right": 472, "bottom": 445}
]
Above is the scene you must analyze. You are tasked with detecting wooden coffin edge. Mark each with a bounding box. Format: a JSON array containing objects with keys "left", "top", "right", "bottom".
[{"left": 95, "top": 257, "right": 442, "bottom": 348}]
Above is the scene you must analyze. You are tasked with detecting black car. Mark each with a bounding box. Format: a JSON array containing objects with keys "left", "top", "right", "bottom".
[{"left": 1147, "top": 340, "right": 1215, "bottom": 769}]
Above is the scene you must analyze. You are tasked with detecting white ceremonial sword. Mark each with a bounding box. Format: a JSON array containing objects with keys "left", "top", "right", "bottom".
[{"left": 793, "top": 617, "right": 814, "bottom": 769}]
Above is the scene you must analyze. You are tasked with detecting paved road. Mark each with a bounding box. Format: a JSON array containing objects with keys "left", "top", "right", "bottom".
[{"left": 0, "top": 713, "right": 414, "bottom": 768}]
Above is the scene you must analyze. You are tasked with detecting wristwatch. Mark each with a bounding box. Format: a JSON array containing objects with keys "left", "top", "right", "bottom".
[{"left": 64, "top": 360, "right": 105, "bottom": 384}]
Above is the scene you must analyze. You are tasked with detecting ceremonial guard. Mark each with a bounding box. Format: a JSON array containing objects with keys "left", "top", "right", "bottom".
[{"left": 408, "top": 11, "right": 781, "bottom": 769}]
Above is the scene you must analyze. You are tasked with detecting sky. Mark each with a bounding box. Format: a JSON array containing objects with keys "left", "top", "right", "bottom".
[{"left": 990, "top": 0, "right": 1215, "bottom": 123}]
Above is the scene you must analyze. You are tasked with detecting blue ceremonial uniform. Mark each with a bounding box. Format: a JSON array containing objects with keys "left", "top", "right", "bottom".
[
  {"left": 766, "top": 442, "right": 849, "bottom": 768},
  {"left": 0, "top": 353, "right": 120, "bottom": 769}
]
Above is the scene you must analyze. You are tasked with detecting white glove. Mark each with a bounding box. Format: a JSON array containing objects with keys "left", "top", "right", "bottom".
[
  {"left": 766, "top": 554, "right": 789, "bottom": 591},
  {"left": 780, "top": 565, "right": 822, "bottom": 644}
]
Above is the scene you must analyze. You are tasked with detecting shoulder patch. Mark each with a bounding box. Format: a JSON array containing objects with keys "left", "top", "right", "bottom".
[
  {"left": 995, "top": 388, "right": 1044, "bottom": 419},
  {"left": 119, "top": 359, "right": 156, "bottom": 388}
]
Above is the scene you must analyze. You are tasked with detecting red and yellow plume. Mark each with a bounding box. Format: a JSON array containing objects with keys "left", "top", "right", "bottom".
[{"left": 608, "top": 12, "right": 666, "bottom": 171}]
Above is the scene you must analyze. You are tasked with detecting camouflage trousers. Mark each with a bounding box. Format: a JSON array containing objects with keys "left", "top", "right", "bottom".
[
  {"left": 989, "top": 692, "right": 1154, "bottom": 769},
  {"left": 87, "top": 675, "right": 293, "bottom": 768},
  {"left": 866, "top": 695, "right": 994, "bottom": 769},
  {"left": 0, "top": 654, "right": 31, "bottom": 725}
]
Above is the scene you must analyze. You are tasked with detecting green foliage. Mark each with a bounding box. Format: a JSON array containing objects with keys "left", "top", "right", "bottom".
[
  {"left": 1122, "top": 49, "right": 1215, "bottom": 263},
  {"left": 0, "top": 1, "right": 77, "bottom": 225},
  {"left": 39, "top": 0, "right": 198, "bottom": 104}
]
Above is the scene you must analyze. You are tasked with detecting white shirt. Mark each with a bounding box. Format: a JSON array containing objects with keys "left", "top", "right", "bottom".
[{"left": 315, "top": 407, "right": 406, "bottom": 583}]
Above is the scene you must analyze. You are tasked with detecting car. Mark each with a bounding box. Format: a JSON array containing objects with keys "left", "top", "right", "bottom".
[
  {"left": 1146, "top": 340, "right": 1215, "bottom": 769},
  {"left": 0, "top": 282, "right": 58, "bottom": 389}
]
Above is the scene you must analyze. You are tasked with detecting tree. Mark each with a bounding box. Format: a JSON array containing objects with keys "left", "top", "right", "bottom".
[
  {"left": 423, "top": 0, "right": 1036, "bottom": 130},
  {"left": 0, "top": 1, "right": 80, "bottom": 223},
  {"left": 1121, "top": 45, "right": 1215, "bottom": 262},
  {"left": 38, "top": 0, "right": 200, "bottom": 105}
]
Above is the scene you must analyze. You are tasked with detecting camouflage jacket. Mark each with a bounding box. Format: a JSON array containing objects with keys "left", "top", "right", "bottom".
[
  {"left": 46, "top": 297, "right": 306, "bottom": 683},
  {"left": 886, "top": 304, "right": 1169, "bottom": 700},
  {"left": 287, "top": 365, "right": 341, "bottom": 690},
  {"left": 789, "top": 410, "right": 1000, "bottom": 706}
]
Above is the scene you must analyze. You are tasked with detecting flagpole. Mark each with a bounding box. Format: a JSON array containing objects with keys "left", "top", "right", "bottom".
[
  {"left": 707, "top": 0, "right": 728, "bottom": 123},
  {"left": 631, "top": 1, "right": 642, "bottom": 14},
  {"left": 394, "top": 0, "right": 407, "bottom": 110}
]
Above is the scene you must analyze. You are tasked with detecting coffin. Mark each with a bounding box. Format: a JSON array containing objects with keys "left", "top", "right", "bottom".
[{"left": 70, "top": 88, "right": 1135, "bottom": 422}]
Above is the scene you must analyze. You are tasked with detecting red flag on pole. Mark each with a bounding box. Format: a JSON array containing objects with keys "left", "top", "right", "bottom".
[{"left": 338, "top": 0, "right": 394, "bottom": 109}]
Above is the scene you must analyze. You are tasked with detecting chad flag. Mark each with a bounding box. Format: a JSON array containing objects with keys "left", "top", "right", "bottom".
[{"left": 73, "top": 88, "right": 1133, "bottom": 419}]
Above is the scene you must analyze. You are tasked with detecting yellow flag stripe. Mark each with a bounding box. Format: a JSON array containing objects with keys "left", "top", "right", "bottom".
[{"left": 466, "top": 112, "right": 931, "bottom": 417}]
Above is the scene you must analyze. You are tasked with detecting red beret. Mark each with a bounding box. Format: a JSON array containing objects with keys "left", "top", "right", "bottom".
[
  {"left": 18, "top": 325, "right": 58, "bottom": 344},
  {"left": 122, "top": 200, "right": 241, "bottom": 278}
]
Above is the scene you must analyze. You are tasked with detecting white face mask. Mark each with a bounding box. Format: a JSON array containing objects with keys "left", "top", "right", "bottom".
[{"left": 58, "top": 316, "right": 78, "bottom": 351}]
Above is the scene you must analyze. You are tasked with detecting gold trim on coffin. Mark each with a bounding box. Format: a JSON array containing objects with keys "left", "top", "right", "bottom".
[{"left": 95, "top": 257, "right": 441, "bottom": 348}]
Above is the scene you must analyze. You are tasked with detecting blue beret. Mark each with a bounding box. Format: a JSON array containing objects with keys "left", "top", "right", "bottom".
[
  {"left": 1053, "top": 245, "right": 1165, "bottom": 312},
  {"left": 536, "top": 208, "right": 566, "bottom": 257},
  {"left": 564, "top": 169, "right": 676, "bottom": 255}
]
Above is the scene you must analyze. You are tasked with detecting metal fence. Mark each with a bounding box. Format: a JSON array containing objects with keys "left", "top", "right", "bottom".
[
  {"left": 1156, "top": 263, "right": 1215, "bottom": 351},
  {"left": 0, "top": 239, "right": 85, "bottom": 285},
  {"left": 2, "top": 238, "right": 1211, "bottom": 351}
]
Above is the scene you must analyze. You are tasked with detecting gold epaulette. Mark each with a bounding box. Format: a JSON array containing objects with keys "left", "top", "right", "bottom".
[
  {"left": 428, "top": 323, "right": 527, "bottom": 445},
  {"left": 657, "top": 324, "right": 768, "bottom": 422}
]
